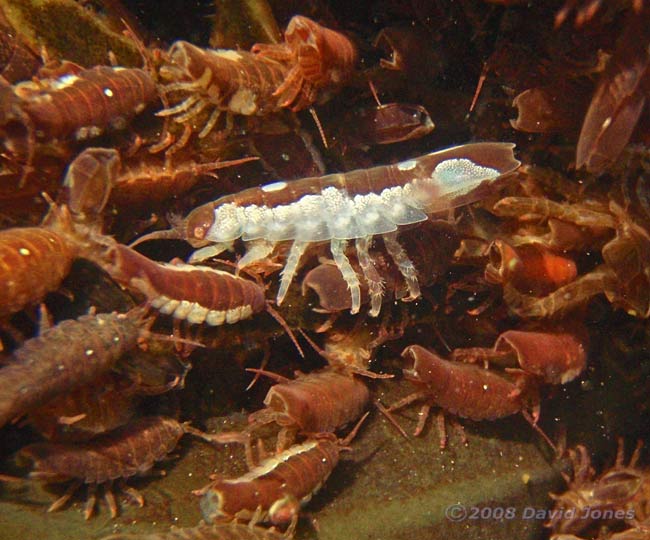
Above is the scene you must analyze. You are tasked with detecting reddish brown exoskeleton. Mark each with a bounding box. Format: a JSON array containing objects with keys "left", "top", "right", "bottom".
[
  {"left": 0, "top": 309, "right": 147, "bottom": 428},
  {"left": 252, "top": 15, "right": 358, "bottom": 111},
  {"left": 389, "top": 345, "right": 540, "bottom": 448},
  {"left": 214, "top": 368, "right": 370, "bottom": 451},
  {"left": 198, "top": 415, "right": 367, "bottom": 527},
  {"left": 451, "top": 329, "right": 588, "bottom": 385},
  {"left": 19, "top": 416, "right": 208, "bottom": 518},
  {"left": 13, "top": 66, "right": 157, "bottom": 141},
  {"left": 103, "top": 243, "right": 267, "bottom": 326},
  {"left": 157, "top": 41, "right": 289, "bottom": 140},
  {"left": 100, "top": 520, "right": 292, "bottom": 540}
]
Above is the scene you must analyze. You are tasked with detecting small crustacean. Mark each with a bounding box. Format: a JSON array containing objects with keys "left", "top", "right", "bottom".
[
  {"left": 137, "top": 142, "right": 519, "bottom": 316},
  {"left": 574, "top": 5, "right": 650, "bottom": 173},
  {"left": 0, "top": 309, "right": 146, "bottom": 428},
  {"left": 103, "top": 243, "right": 267, "bottom": 326},
  {"left": 100, "top": 520, "right": 291, "bottom": 540},
  {"left": 62, "top": 147, "right": 121, "bottom": 223},
  {"left": 216, "top": 368, "right": 370, "bottom": 451},
  {"left": 13, "top": 66, "right": 157, "bottom": 141},
  {"left": 334, "top": 102, "right": 435, "bottom": 149},
  {"left": 484, "top": 239, "right": 578, "bottom": 296},
  {"left": 0, "top": 225, "right": 77, "bottom": 317},
  {"left": 157, "top": 41, "right": 289, "bottom": 139},
  {"left": 63, "top": 145, "right": 259, "bottom": 208},
  {"left": 19, "top": 415, "right": 207, "bottom": 519},
  {"left": 251, "top": 15, "right": 358, "bottom": 111},
  {"left": 0, "top": 190, "right": 114, "bottom": 317},
  {"left": 451, "top": 328, "right": 588, "bottom": 385},
  {"left": 548, "top": 439, "right": 648, "bottom": 537},
  {"left": 301, "top": 220, "right": 459, "bottom": 316},
  {"left": 389, "top": 345, "right": 539, "bottom": 448},
  {"left": 199, "top": 416, "right": 366, "bottom": 527}
]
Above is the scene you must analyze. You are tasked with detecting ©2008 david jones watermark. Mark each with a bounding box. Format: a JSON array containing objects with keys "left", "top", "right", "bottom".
[{"left": 445, "top": 504, "right": 636, "bottom": 522}]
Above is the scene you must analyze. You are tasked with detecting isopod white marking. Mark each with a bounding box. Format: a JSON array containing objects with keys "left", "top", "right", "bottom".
[
  {"left": 185, "top": 143, "right": 520, "bottom": 316},
  {"left": 261, "top": 181, "right": 288, "bottom": 192}
]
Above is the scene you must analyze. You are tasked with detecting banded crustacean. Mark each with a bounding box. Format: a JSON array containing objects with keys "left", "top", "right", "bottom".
[
  {"left": 157, "top": 41, "right": 290, "bottom": 139},
  {"left": 138, "top": 142, "right": 519, "bottom": 316}
]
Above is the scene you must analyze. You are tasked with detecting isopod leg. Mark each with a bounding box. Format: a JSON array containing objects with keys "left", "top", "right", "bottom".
[
  {"left": 103, "top": 483, "right": 118, "bottom": 518},
  {"left": 331, "top": 239, "right": 361, "bottom": 314},
  {"left": 277, "top": 240, "right": 309, "bottom": 305},
  {"left": 84, "top": 483, "right": 98, "bottom": 519},
  {"left": 382, "top": 232, "right": 420, "bottom": 301},
  {"left": 237, "top": 239, "right": 276, "bottom": 269},
  {"left": 355, "top": 236, "right": 384, "bottom": 317},
  {"left": 189, "top": 243, "right": 230, "bottom": 263},
  {"left": 198, "top": 108, "right": 222, "bottom": 138},
  {"left": 47, "top": 480, "right": 82, "bottom": 513},
  {"left": 156, "top": 94, "right": 200, "bottom": 118},
  {"left": 173, "top": 98, "right": 209, "bottom": 124}
]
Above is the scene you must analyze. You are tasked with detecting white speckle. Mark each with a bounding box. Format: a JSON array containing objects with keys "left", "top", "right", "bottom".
[
  {"left": 85, "top": 349, "right": 94, "bottom": 356},
  {"left": 53, "top": 74, "right": 79, "bottom": 89},
  {"left": 434, "top": 158, "right": 499, "bottom": 184},
  {"left": 397, "top": 159, "right": 417, "bottom": 171},
  {"left": 602, "top": 117, "right": 612, "bottom": 130},
  {"left": 261, "top": 181, "right": 288, "bottom": 193},
  {"left": 215, "top": 49, "right": 244, "bottom": 61},
  {"left": 281, "top": 153, "right": 290, "bottom": 161},
  {"left": 19, "top": 248, "right": 30, "bottom": 256},
  {"left": 103, "top": 87, "right": 114, "bottom": 97},
  {"left": 483, "top": 384, "right": 488, "bottom": 391}
]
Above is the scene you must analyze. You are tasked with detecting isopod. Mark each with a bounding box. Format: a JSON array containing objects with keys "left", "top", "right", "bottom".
[
  {"left": 0, "top": 309, "right": 146, "bottom": 428},
  {"left": 143, "top": 142, "right": 518, "bottom": 316},
  {"left": 389, "top": 345, "right": 539, "bottom": 448},
  {"left": 0, "top": 225, "right": 77, "bottom": 317},
  {"left": 200, "top": 415, "right": 366, "bottom": 527},
  {"left": 252, "top": 15, "right": 358, "bottom": 111},
  {"left": 103, "top": 243, "right": 266, "bottom": 326},
  {"left": 19, "top": 415, "right": 206, "bottom": 518},
  {"left": 217, "top": 368, "right": 370, "bottom": 451},
  {"left": 14, "top": 66, "right": 157, "bottom": 140},
  {"left": 157, "top": 41, "right": 289, "bottom": 139},
  {"left": 100, "top": 520, "right": 291, "bottom": 540}
]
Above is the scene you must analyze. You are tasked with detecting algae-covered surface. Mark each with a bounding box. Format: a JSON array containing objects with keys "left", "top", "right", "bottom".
[
  {"left": 0, "top": 0, "right": 141, "bottom": 66},
  {"left": 0, "top": 379, "right": 565, "bottom": 540}
]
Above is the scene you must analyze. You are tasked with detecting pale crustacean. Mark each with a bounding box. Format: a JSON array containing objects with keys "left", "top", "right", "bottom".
[{"left": 141, "top": 142, "right": 520, "bottom": 316}]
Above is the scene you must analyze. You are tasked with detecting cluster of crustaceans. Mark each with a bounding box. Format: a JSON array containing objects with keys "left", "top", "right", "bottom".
[{"left": 1, "top": 2, "right": 650, "bottom": 539}]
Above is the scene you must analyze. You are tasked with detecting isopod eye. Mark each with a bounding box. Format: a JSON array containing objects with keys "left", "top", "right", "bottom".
[{"left": 184, "top": 205, "right": 215, "bottom": 242}]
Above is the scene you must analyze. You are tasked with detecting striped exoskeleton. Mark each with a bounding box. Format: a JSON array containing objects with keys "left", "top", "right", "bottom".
[
  {"left": 157, "top": 41, "right": 290, "bottom": 140},
  {"left": 19, "top": 415, "right": 213, "bottom": 519},
  {"left": 198, "top": 415, "right": 367, "bottom": 527},
  {"left": 213, "top": 368, "right": 370, "bottom": 452},
  {"left": 136, "top": 142, "right": 519, "bottom": 317}
]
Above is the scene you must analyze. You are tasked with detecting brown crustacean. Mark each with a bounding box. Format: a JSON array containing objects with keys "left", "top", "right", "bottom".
[
  {"left": 19, "top": 415, "right": 209, "bottom": 519},
  {"left": 100, "top": 520, "right": 292, "bottom": 540},
  {"left": 214, "top": 368, "right": 370, "bottom": 451},
  {"left": 251, "top": 15, "right": 358, "bottom": 112},
  {"left": 389, "top": 345, "right": 539, "bottom": 448},
  {"left": 0, "top": 309, "right": 147, "bottom": 428},
  {"left": 199, "top": 415, "right": 366, "bottom": 527},
  {"left": 157, "top": 41, "right": 290, "bottom": 140}
]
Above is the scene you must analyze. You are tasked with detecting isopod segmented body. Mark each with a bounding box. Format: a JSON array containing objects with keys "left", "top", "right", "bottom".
[
  {"left": 100, "top": 521, "right": 290, "bottom": 540},
  {"left": 216, "top": 369, "right": 370, "bottom": 450},
  {"left": 104, "top": 243, "right": 266, "bottom": 326},
  {"left": 157, "top": 41, "right": 289, "bottom": 139},
  {"left": 19, "top": 415, "right": 186, "bottom": 518},
  {"left": 0, "top": 226, "right": 77, "bottom": 317},
  {"left": 173, "top": 142, "right": 519, "bottom": 315},
  {"left": 14, "top": 66, "right": 157, "bottom": 140},
  {"left": 200, "top": 438, "right": 344, "bottom": 526},
  {"left": 390, "top": 345, "right": 539, "bottom": 447},
  {"left": 0, "top": 309, "right": 145, "bottom": 428},
  {"left": 252, "top": 15, "right": 358, "bottom": 111}
]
